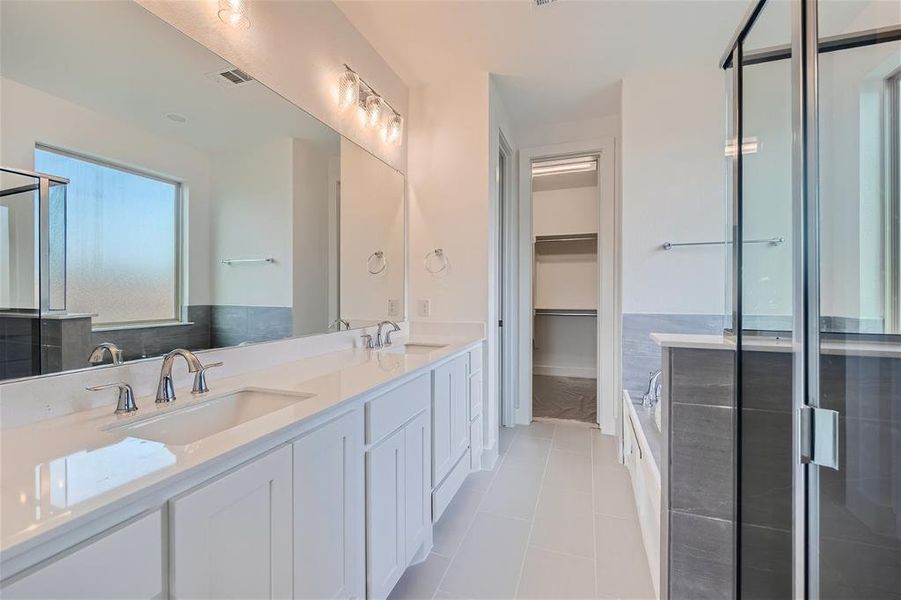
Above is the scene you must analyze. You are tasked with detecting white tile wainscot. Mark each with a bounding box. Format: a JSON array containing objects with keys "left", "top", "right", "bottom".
[{"left": 0, "top": 331, "right": 485, "bottom": 600}]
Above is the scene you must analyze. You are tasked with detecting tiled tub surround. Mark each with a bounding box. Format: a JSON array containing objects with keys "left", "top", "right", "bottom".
[
  {"left": 656, "top": 333, "right": 901, "bottom": 600},
  {"left": 0, "top": 325, "right": 484, "bottom": 577}
]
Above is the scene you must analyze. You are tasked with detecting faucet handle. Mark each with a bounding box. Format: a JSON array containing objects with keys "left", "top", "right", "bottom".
[
  {"left": 360, "top": 333, "right": 373, "bottom": 349},
  {"left": 87, "top": 382, "right": 138, "bottom": 414},
  {"left": 192, "top": 362, "right": 223, "bottom": 395}
]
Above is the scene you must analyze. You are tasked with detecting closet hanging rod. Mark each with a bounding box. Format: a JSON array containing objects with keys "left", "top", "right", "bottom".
[
  {"left": 534, "top": 309, "right": 597, "bottom": 317},
  {"left": 220, "top": 257, "right": 275, "bottom": 265},
  {"left": 661, "top": 236, "right": 784, "bottom": 251}
]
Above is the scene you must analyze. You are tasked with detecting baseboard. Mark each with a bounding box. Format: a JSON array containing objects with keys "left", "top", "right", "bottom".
[
  {"left": 533, "top": 365, "right": 597, "bottom": 378},
  {"left": 481, "top": 443, "right": 499, "bottom": 470}
]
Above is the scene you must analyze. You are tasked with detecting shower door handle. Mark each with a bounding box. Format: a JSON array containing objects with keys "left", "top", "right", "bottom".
[{"left": 799, "top": 405, "right": 839, "bottom": 470}]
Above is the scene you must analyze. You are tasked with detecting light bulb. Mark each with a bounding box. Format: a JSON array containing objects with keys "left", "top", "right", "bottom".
[
  {"left": 364, "top": 94, "right": 385, "bottom": 129},
  {"left": 337, "top": 68, "right": 360, "bottom": 110},
  {"left": 384, "top": 113, "right": 403, "bottom": 145},
  {"left": 218, "top": 0, "right": 250, "bottom": 30}
]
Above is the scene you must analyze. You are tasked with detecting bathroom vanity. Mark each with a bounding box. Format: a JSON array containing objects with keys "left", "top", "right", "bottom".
[{"left": 0, "top": 334, "right": 485, "bottom": 599}]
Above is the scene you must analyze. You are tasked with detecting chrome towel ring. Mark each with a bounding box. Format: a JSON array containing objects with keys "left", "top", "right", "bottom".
[
  {"left": 368, "top": 250, "right": 387, "bottom": 274},
  {"left": 424, "top": 248, "right": 449, "bottom": 275}
]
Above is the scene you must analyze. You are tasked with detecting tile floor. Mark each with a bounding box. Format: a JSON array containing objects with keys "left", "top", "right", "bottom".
[{"left": 388, "top": 420, "right": 655, "bottom": 600}]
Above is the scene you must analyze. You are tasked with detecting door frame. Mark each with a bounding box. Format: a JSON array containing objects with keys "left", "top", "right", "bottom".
[
  {"left": 497, "top": 131, "right": 517, "bottom": 428},
  {"left": 515, "top": 137, "right": 620, "bottom": 434}
]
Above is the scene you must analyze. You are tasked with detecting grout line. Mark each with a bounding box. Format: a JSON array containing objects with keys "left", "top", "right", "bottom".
[
  {"left": 431, "top": 425, "right": 518, "bottom": 598},
  {"left": 511, "top": 424, "right": 555, "bottom": 599}
]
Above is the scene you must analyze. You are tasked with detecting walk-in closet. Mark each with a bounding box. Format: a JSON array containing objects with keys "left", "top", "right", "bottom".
[{"left": 531, "top": 155, "right": 599, "bottom": 423}]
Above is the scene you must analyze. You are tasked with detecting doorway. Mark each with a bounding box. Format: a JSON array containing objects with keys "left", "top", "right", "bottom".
[{"left": 515, "top": 139, "right": 619, "bottom": 434}]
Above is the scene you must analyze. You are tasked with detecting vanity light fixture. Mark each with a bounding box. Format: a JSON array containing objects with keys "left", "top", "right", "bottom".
[
  {"left": 339, "top": 64, "right": 404, "bottom": 146},
  {"left": 218, "top": 0, "right": 250, "bottom": 30}
]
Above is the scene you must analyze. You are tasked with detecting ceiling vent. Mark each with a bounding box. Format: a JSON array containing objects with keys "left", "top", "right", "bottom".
[
  {"left": 207, "top": 67, "right": 254, "bottom": 87},
  {"left": 533, "top": 0, "right": 560, "bottom": 8}
]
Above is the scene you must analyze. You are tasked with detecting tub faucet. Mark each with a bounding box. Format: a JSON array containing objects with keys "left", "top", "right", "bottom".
[
  {"left": 89, "top": 342, "right": 124, "bottom": 366},
  {"left": 642, "top": 370, "right": 662, "bottom": 408},
  {"left": 156, "top": 348, "right": 203, "bottom": 403}
]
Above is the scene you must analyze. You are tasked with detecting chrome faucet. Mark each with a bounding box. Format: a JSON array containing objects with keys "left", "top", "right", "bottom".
[
  {"left": 642, "top": 370, "right": 663, "bottom": 408},
  {"left": 375, "top": 320, "right": 401, "bottom": 348},
  {"left": 156, "top": 349, "right": 203, "bottom": 403},
  {"left": 329, "top": 318, "right": 351, "bottom": 331},
  {"left": 86, "top": 382, "right": 138, "bottom": 414},
  {"left": 89, "top": 342, "right": 124, "bottom": 366}
]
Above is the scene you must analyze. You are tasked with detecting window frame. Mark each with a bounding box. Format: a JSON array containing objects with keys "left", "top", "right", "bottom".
[
  {"left": 885, "top": 70, "right": 901, "bottom": 332},
  {"left": 34, "top": 144, "right": 185, "bottom": 329}
]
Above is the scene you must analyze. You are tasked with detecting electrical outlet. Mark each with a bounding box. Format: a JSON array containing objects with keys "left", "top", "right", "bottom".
[
  {"left": 387, "top": 298, "right": 399, "bottom": 317},
  {"left": 418, "top": 299, "right": 431, "bottom": 318}
]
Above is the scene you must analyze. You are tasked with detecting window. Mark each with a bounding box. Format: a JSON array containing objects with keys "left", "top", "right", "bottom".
[
  {"left": 34, "top": 147, "right": 181, "bottom": 326},
  {"left": 888, "top": 72, "right": 901, "bottom": 332}
]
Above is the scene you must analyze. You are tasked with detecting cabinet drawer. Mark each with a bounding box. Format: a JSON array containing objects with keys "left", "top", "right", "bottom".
[
  {"left": 468, "top": 345, "right": 483, "bottom": 375},
  {"left": 432, "top": 449, "right": 470, "bottom": 523},
  {"left": 2, "top": 511, "right": 164, "bottom": 599},
  {"left": 469, "top": 370, "right": 483, "bottom": 420},
  {"left": 366, "top": 373, "right": 430, "bottom": 444}
]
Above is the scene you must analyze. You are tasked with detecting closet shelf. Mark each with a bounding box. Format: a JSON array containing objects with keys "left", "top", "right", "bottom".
[
  {"left": 534, "top": 233, "right": 598, "bottom": 243},
  {"left": 534, "top": 308, "right": 597, "bottom": 317}
]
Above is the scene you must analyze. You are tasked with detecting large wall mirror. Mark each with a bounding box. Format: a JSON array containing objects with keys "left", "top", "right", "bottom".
[{"left": 0, "top": 1, "right": 405, "bottom": 382}]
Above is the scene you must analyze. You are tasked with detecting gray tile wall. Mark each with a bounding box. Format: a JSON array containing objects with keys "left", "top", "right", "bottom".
[
  {"left": 92, "top": 305, "right": 212, "bottom": 362},
  {"left": 667, "top": 346, "right": 900, "bottom": 600},
  {"left": 622, "top": 313, "right": 723, "bottom": 399},
  {"left": 210, "top": 305, "right": 293, "bottom": 348},
  {"left": 666, "top": 347, "right": 736, "bottom": 600}
]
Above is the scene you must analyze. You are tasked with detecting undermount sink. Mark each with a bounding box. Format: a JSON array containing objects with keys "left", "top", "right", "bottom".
[
  {"left": 384, "top": 342, "right": 448, "bottom": 355},
  {"left": 104, "top": 387, "right": 315, "bottom": 446}
]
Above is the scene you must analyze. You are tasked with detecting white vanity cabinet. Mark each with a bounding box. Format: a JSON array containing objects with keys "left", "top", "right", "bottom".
[
  {"left": 467, "top": 345, "right": 484, "bottom": 470},
  {"left": 365, "top": 374, "right": 431, "bottom": 600},
  {"left": 169, "top": 446, "right": 293, "bottom": 599},
  {"left": 0, "top": 511, "right": 164, "bottom": 599},
  {"left": 293, "top": 410, "right": 365, "bottom": 600},
  {"left": 431, "top": 355, "right": 469, "bottom": 485}
]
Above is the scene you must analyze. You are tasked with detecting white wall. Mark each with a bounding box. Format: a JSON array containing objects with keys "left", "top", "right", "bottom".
[
  {"left": 209, "top": 138, "right": 293, "bottom": 308},
  {"left": 339, "top": 139, "right": 405, "bottom": 324},
  {"left": 293, "top": 137, "right": 339, "bottom": 336},
  {"left": 533, "top": 186, "right": 599, "bottom": 237},
  {"left": 138, "top": 0, "right": 408, "bottom": 174},
  {"left": 621, "top": 66, "right": 727, "bottom": 315},
  {"left": 0, "top": 76, "right": 214, "bottom": 307}
]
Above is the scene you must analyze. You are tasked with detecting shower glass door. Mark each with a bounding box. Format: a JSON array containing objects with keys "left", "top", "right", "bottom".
[{"left": 810, "top": 2, "right": 900, "bottom": 597}]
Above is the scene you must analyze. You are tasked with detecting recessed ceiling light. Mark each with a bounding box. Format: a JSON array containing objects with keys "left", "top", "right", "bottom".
[{"left": 165, "top": 112, "right": 188, "bottom": 124}]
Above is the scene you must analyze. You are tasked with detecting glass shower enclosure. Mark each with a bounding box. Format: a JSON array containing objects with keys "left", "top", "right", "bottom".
[
  {"left": 0, "top": 165, "right": 68, "bottom": 379},
  {"left": 722, "top": 0, "right": 900, "bottom": 597}
]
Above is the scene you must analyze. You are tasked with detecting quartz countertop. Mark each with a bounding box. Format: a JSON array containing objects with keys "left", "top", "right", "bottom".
[
  {"left": 651, "top": 332, "right": 900, "bottom": 358},
  {"left": 0, "top": 334, "right": 482, "bottom": 560}
]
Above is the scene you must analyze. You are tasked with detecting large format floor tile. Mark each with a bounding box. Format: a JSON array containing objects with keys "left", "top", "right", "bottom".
[{"left": 397, "top": 420, "right": 655, "bottom": 600}]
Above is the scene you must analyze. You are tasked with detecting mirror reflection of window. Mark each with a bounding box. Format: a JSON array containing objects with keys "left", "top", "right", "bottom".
[{"left": 34, "top": 147, "right": 180, "bottom": 327}]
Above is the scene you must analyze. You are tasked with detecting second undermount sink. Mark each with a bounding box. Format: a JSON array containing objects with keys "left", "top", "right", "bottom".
[
  {"left": 104, "top": 387, "right": 315, "bottom": 446},
  {"left": 385, "top": 342, "right": 448, "bottom": 355}
]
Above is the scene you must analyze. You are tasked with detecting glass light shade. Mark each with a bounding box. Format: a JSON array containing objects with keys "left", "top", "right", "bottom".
[
  {"left": 364, "top": 94, "right": 385, "bottom": 129},
  {"left": 218, "top": 0, "right": 250, "bottom": 30},
  {"left": 337, "top": 69, "right": 360, "bottom": 110},
  {"left": 384, "top": 113, "right": 403, "bottom": 145}
]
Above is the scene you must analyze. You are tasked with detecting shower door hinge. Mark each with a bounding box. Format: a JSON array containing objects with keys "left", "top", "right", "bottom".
[{"left": 799, "top": 405, "right": 839, "bottom": 470}]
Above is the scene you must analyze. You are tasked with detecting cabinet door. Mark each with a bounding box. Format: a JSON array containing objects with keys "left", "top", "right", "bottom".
[
  {"left": 431, "top": 361, "right": 454, "bottom": 483},
  {"left": 170, "top": 446, "right": 292, "bottom": 599},
  {"left": 449, "top": 356, "right": 469, "bottom": 462},
  {"left": 294, "top": 410, "right": 364, "bottom": 599},
  {"left": 1, "top": 511, "right": 164, "bottom": 599},
  {"left": 366, "top": 427, "right": 406, "bottom": 599},
  {"left": 404, "top": 411, "right": 430, "bottom": 560}
]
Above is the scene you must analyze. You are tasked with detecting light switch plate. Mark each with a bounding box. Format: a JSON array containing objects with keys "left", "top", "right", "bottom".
[
  {"left": 418, "top": 299, "right": 431, "bottom": 317},
  {"left": 387, "top": 298, "right": 399, "bottom": 317}
]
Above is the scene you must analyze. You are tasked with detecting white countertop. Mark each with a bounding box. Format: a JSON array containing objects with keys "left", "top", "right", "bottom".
[
  {"left": 651, "top": 332, "right": 900, "bottom": 358},
  {"left": 0, "top": 334, "right": 482, "bottom": 560}
]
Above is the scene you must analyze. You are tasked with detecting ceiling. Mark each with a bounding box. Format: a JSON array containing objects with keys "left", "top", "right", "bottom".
[
  {"left": 0, "top": 1, "right": 337, "bottom": 153},
  {"left": 336, "top": 0, "right": 751, "bottom": 130}
]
